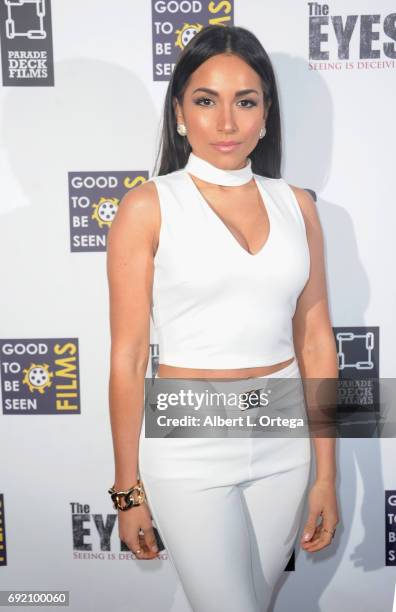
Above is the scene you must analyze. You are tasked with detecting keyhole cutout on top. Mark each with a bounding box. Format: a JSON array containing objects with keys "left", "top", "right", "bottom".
[{"left": 186, "top": 173, "right": 272, "bottom": 257}]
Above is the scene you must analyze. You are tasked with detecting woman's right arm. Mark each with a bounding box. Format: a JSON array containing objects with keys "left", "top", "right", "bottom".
[{"left": 106, "top": 180, "right": 160, "bottom": 559}]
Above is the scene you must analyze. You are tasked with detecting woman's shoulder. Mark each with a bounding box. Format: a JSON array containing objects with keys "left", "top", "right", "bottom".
[
  {"left": 120, "top": 167, "right": 188, "bottom": 213},
  {"left": 111, "top": 179, "right": 162, "bottom": 242},
  {"left": 254, "top": 173, "right": 318, "bottom": 231},
  {"left": 286, "top": 182, "right": 318, "bottom": 220},
  {"left": 255, "top": 173, "right": 316, "bottom": 215},
  {"left": 285, "top": 182, "right": 323, "bottom": 242},
  {"left": 119, "top": 177, "right": 159, "bottom": 211}
]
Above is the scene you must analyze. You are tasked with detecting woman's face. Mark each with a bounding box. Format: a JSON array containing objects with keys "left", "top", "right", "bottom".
[{"left": 173, "top": 52, "right": 269, "bottom": 169}]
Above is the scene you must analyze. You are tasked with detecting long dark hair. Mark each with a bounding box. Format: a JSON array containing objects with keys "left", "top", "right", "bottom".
[{"left": 153, "top": 24, "right": 282, "bottom": 179}]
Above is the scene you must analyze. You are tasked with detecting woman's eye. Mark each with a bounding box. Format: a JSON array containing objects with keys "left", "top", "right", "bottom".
[
  {"left": 193, "top": 97, "right": 257, "bottom": 108},
  {"left": 194, "top": 97, "right": 214, "bottom": 106},
  {"left": 238, "top": 99, "right": 257, "bottom": 108}
]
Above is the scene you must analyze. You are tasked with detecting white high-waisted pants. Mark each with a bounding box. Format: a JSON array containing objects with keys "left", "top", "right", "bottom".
[{"left": 138, "top": 359, "right": 312, "bottom": 612}]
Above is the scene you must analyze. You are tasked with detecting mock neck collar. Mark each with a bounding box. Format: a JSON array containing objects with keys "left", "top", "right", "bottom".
[{"left": 184, "top": 151, "right": 253, "bottom": 186}]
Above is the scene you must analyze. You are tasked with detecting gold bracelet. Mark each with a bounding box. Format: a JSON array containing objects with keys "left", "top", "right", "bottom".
[{"left": 108, "top": 479, "right": 146, "bottom": 511}]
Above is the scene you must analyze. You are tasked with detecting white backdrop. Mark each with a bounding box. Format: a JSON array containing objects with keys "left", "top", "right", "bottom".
[{"left": 0, "top": 1, "right": 395, "bottom": 611}]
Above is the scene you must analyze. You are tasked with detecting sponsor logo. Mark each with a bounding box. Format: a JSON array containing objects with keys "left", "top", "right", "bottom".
[
  {"left": 308, "top": 4, "right": 396, "bottom": 71},
  {"left": 69, "top": 171, "right": 148, "bottom": 252},
  {"left": 0, "top": 339, "right": 80, "bottom": 414},
  {"left": 152, "top": 0, "right": 234, "bottom": 80},
  {"left": 0, "top": 0, "right": 54, "bottom": 85}
]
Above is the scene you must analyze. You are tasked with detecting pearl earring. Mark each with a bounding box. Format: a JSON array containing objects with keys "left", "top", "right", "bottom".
[
  {"left": 259, "top": 125, "right": 266, "bottom": 139},
  {"left": 177, "top": 123, "right": 187, "bottom": 136}
]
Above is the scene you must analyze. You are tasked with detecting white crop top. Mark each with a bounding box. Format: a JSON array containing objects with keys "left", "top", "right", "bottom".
[{"left": 148, "top": 152, "right": 310, "bottom": 369}]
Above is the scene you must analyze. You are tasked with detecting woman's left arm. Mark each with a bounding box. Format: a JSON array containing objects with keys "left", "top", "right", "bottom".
[{"left": 289, "top": 184, "right": 340, "bottom": 553}]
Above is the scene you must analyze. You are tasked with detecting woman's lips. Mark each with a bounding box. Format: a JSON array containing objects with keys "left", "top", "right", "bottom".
[{"left": 211, "top": 143, "right": 241, "bottom": 152}]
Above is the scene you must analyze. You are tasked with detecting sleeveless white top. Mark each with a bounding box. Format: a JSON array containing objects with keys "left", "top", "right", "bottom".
[{"left": 147, "top": 152, "right": 310, "bottom": 369}]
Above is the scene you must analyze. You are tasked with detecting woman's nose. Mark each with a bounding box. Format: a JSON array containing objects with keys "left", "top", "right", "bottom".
[{"left": 216, "top": 106, "right": 238, "bottom": 132}]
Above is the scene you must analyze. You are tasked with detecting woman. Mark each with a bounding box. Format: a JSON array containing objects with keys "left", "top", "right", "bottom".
[{"left": 106, "top": 24, "right": 339, "bottom": 612}]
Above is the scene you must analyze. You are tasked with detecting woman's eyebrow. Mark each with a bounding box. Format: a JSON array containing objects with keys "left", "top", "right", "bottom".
[{"left": 192, "top": 87, "right": 259, "bottom": 96}]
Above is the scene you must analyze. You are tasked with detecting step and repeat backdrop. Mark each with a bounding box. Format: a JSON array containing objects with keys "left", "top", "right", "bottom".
[{"left": 0, "top": 1, "right": 395, "bottom": 611}]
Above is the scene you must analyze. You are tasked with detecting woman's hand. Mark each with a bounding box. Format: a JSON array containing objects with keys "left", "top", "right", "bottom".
[
  {"left": 118, "top": 502, "right": 160, "bottom": 560},
  {"left": 300, "top": 479, "right": 339, "bottom": 552}
]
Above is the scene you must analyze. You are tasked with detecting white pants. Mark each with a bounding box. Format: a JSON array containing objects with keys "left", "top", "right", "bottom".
[{"left": 138, "top": 359, "right": 312, "bottom": 612}]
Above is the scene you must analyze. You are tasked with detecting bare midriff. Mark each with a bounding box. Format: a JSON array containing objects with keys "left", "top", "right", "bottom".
[{"left": 156, "top": 356, "right": 295, "bottom": 380}]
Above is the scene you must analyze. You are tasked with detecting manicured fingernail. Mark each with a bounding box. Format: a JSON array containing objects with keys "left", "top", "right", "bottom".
[
  {"left": 151, "top": 544, "right": 159, "bottom": 552},
  {"left": 303, "top": 533, "right": 311, "bottom": 541}
]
